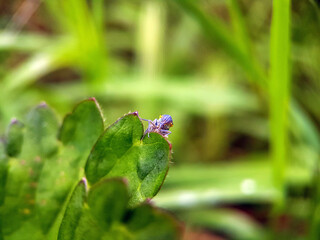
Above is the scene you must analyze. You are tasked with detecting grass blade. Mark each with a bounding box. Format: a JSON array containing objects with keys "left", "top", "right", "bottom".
[{"left": 269, "top": 0, "right": 291, "bottom": 207}]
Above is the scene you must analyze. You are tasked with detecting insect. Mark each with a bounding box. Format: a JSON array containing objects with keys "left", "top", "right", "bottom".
[{"left": 142, "top": 114, "right": 173, "bottom": 138}]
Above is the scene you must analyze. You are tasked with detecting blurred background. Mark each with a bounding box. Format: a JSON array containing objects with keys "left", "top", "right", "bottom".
[{"left": 1, "top": 0, "right": 320, "bottom": 239}]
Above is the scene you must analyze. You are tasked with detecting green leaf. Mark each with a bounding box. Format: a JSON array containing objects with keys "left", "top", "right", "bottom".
[
  {"left": 59, "top": 98, "right": 104, "bottom": 154},
  {"left": 58, "top": 179, "right": 87, "bottom": 240},
  {"left": 63, "top": 179, "right": 129, "bottom": 240},
  {"left": 63, "top": 177, "right": 179, "bottom": 240},
  {"left": 0, "top": 141, "right": 8, "bottom": 240},
  {"left": 0, "top": 218, "right": 3, "bottom": 240},
  {"left": 85, "top": 113, "right": 171, "bottom": 205},
  {"left": 1, "top": 103, "right": 59, "bottom": 235},
  {"left": 126, "top": 204, "right": 180, "bottom": 240},
  {"left": 0, "top": 140, "right": 8, "bottom": 206},
  {"left": 36, "top": 98, "right": 104, "bottom": 232},
  {"left": 22, "top": 102, "right": 60, "bottom": 158},
  {"left": 87, "top": 178, "right": 128, "bottom": 229},
  {"left": 72, "top": 210, "right": 104, "bottom": 240},
  {"left": 5, "top": 119, "right": 24, "bottom": 157}
]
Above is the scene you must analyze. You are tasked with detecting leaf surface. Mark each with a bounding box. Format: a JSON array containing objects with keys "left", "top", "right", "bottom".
[
  {"left": 0, "top": 140, "right": 8, "bottom": 206},
  {"left": 85, "top": 113, "right": 171, "bottom": 205},
  {"left": 58, "top": 179, "right": 87, "bottom": 240},
  {"left": 5, "top": 119, "right": 24, "bottom": 157},
  {"left": 87, "top": 178, "right": 128, "bottom": 229},
  {"left": 2, "top": 103, "right": 59, "bottom": 235},
  {"left": 126, "top": 204, "right": 180, "bottom": 240},
  {"left": 59, "top": 98, "right": 104, "bottom": 154},
  {"left": 36, "top": 98, "right": 104, "bottom": 232}
]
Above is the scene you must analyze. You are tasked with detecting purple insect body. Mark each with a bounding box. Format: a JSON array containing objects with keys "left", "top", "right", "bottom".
[{"left": 142, "top": 115, "right": 173, "bottom": 138}]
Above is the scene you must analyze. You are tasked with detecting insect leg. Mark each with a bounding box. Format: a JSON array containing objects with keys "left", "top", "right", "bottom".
[
  {"left": 141, "top": 119, "right": 157, "bottom": 127},
  {"left": 142, "top": 125, "right": 150, "bottom": 139},
  {"left": 141, "top": 119, "right": 156, "bottom": 139},
  {"left": 160, "top": 129, "right": 171, "bottom": 137}
]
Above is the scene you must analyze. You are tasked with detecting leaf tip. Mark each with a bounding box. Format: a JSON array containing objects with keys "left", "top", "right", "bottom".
[
  {"left": 9, "top": 118, "right": 23, "bottom": 127},
  {"left": 39, "top": 101, "right": 48, "bottom": 108},
  {"left": 10, "top": 118, "right": 18, "bottom": 124},
  {"left": 131, "top": 111, "right": 139, "bottom": 117},
  {"left": 121, "top": 177, "right": 129, "bottom": 186},
  {"left": 80, "top": 177, "right": 88, "bottom": 190}
]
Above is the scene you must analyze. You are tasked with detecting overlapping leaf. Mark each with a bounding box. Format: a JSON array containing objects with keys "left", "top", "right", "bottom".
[
  {"left": 58, "top": 179, "right": 87, "bottom": 240},
  {"left": 0, "top": 99, "right": 177, "bottom": 240},
  {"left": 36, "top": 98, "right": 104, "bottom": 232},
  {"left": 1, "top": 103, "right": 59, "bottom": 235},
  {"left": 85, "top": 113, "right": 171, "bottom": 206},
  {"left": 0, "top": 140, "right": 8, "bottom": 206},
  {"left": 5, "top": 119, "right": 24, "bottom": 157},
  {"left": 59, "top": 98, "right": 104, "bottom": 154},
  {"left": 59, "top": 178, "right": 180, "bottom": 240},
  {"left": 87, "top": 178, "right": 128, "bottom": 229}
]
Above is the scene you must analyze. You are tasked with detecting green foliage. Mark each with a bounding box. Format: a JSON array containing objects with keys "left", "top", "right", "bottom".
[
  {"left": 57, "top": 179, "right": 87, "bottom": 240},
  {"left": 35, "top": 99, "right": 104, "bottom": 233},
  {"left": 2, "top": 103, "right": 60, "bottom": 236},
  {"left": 0, "top": 140, "right": 8, "bottom": 206},
  {"left": 87, "top": 178, "right": 128, "bottom": 229},
  {"left": 0, "top": 99, "right": 178, "bottom": 240},
  {"left": 5, "top": 119, "right": 24, "bottom": 158},
  {"left": 85, "top": 113, "right": 171, "bottom": 206},
  {"left": 172, "top": 0, "right": 266, "bottom": 85},
  {"left": 125, "top": 204, "right": 180, "bottom": 240},
  {"left": 58, "top": 178, "right": 179, "bottom": 240},
  {"left": 178, "top": 208, "right": 266, "bottom": 240},
  {"left": 59, "top": 98, "right": 104, "bottom": 153}
]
